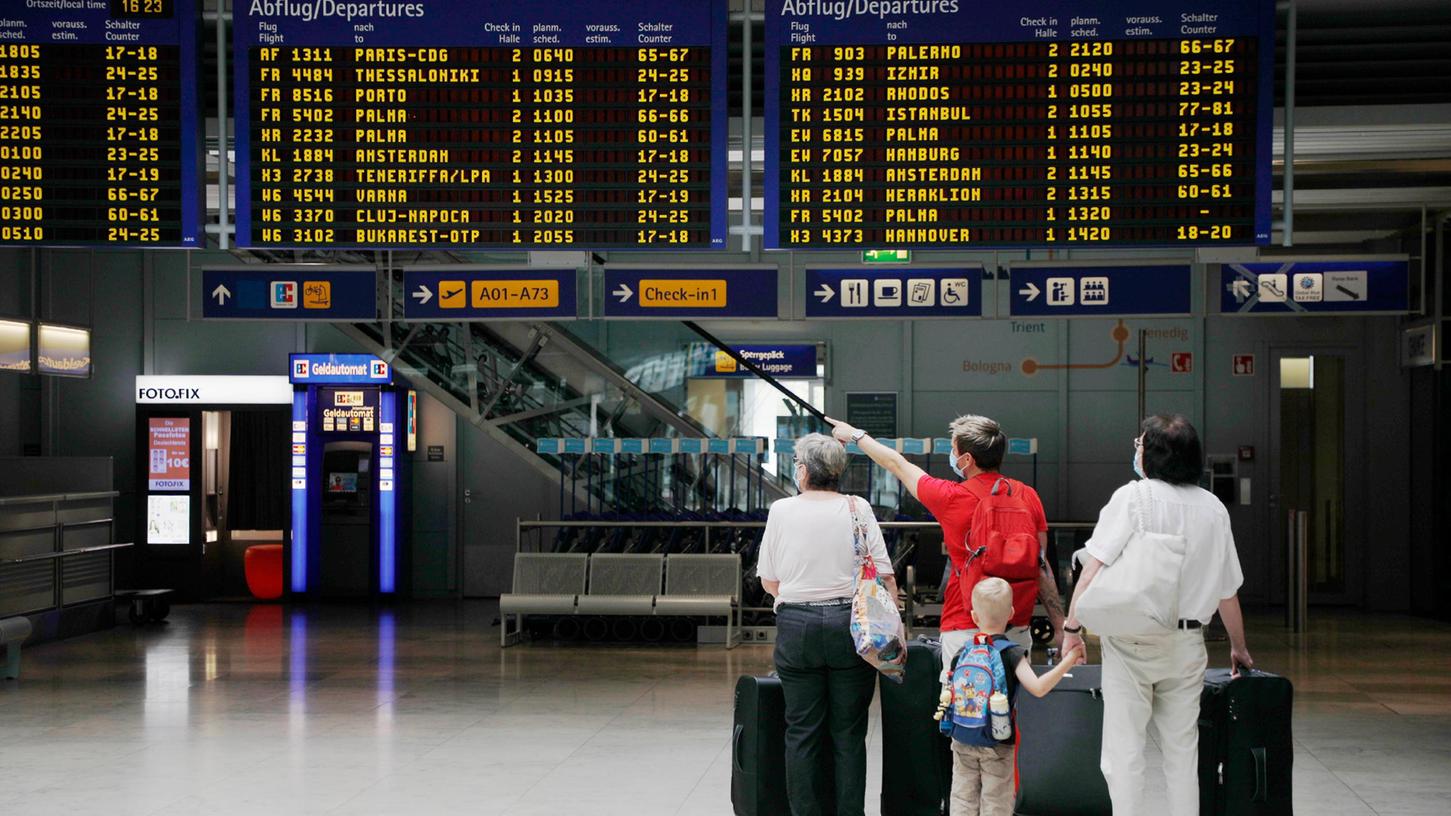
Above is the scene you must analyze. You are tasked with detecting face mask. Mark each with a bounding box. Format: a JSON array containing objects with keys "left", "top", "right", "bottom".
[
  {"left": 950, "top": 451, "right": 967, "bottom": 479},
  {"left": 1133, "top": 448, "right": 1147, "bottom": 480}
]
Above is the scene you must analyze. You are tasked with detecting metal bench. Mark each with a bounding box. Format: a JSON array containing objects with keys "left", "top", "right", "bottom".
[
  {"left": 499, "top": 553, "right": 588, "bottom": 647},
  {"left": 1, "top": 616, "right": 32, "bottom": 680},
  {"left": 576, "top": 554, "right": 664, "bottom": 616},
  {"left": 655, "top": 554, "right": 741, "bottom": 649}
]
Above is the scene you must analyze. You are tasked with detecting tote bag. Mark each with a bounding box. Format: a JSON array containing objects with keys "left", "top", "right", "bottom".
[
  {"left": 1073, "top": 480, "right": 1189, "bottom": 636},
  {"left": 847, "top": 497, "right": 907, "bottom": 682}
]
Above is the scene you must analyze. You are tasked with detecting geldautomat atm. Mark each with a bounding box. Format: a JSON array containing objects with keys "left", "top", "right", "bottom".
[{"left": 289, "top": 354, "right": 413, "bottom": 598}]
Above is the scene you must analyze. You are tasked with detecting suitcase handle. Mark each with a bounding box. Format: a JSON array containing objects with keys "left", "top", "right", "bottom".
[
  {"left": 732, "top": 724, "right": 744, "bottom": 773},
  {"left": 1251, "top": 747, "right": 1267, "bottom": 803}
]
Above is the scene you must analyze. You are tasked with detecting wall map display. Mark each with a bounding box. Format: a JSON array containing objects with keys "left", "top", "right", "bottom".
[
  {"left": 766, "top": 0, "right": 1274, "bottom": 249},
  {"left": 234, "top": 0, "right": 728, "bottom": 249},
  {"left": 0, "top": 0, "right": 202, "bottom": 247}
]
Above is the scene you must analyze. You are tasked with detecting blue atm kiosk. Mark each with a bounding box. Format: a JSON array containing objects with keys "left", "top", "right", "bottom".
[{"left": 288, "top": 354, "right": 412, "bottom": 598}]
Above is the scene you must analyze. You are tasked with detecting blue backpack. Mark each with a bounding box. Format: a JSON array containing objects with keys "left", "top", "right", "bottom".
[{"left": 940, "top": 635, "right": 1016, "bottom": 746}]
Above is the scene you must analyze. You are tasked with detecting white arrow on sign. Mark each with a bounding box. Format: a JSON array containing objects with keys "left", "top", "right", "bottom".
[
  {"left": 412, "top": 284, "right": 433, "bottom": 305},
  {"left": 1231, "top": 279, "right": 1253, "bottom": 301},
  {"left": 613, "top": 283, "right": 633, "bottom": 303},
  {"left": 1018, "top": 282, "right": 1041, "bottom": 302},
  {"left": 211, "top": 284, "right": 231, "bottom": 305},
  {"left": 814, "top": 283, "right": 835, "bottom": 303}
]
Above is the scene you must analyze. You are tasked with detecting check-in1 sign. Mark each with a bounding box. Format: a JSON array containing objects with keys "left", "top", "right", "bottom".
[{"left": 604, "top": 268, "right": 778, "bottom": 318}]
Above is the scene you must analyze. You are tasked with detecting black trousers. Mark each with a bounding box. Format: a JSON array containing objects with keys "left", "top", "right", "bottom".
[{"left": 773, "top": 602, "right": 878, "bottom": 816}]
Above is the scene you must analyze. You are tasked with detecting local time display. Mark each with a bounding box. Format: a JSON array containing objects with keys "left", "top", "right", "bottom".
[
  {"left": 235, "top": 0, "right": 728, "bottom": 249},
  {"left": 766, "top": 1, "right": 1274, "bottom": 248},
  {"left": 0, "top": 0, "right": 202, "bottom": 247}
]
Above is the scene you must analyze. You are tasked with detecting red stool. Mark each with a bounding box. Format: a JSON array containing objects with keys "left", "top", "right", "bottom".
[{"left": 244, "top": 544, "right": 284, "bottom": 600}]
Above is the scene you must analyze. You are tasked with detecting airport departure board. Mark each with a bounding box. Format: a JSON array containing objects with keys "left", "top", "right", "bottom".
[
  {"left": 0, "top": 1, "right": 201, "bottom": 248},
  {"left": 235, "top": 0, "right": 728, "bottom": 250},
  {"left": 766, "top": 1, "right": 1275, "bottom": 249}
]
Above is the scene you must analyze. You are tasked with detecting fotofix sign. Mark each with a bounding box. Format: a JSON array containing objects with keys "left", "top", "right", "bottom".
[
  {"left": 148, "top": 418, "right": 191, "bottom": 491},
  {"left": 135, "top": 376, "right": 293, "bottom": 405}
]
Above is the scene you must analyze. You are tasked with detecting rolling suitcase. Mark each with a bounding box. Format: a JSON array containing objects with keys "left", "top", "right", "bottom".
[
  {"left": 1199, "top": 669, "right": 1294, "bottom": 816},
  {"left": 731, "top": 675, "right": 834, "bottom": 816},
  {"left": 1014, "top": 664, "right": 1112, "bottom": 816},
  {"left": 879, "top": 638, "right": 952, "bottom": 816}
]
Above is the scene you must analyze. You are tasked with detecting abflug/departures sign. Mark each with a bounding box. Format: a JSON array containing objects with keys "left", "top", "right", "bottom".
[
  {"left": 234, "top": 0, "right": 729, "bottom": 250},
  {"left": 765, "top": 0, "right": 1274, "bottom": 249}
]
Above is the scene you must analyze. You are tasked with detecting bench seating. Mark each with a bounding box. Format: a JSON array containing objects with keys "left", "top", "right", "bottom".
[
  {"left": 500, "top": 552, "right": 739, "bottom": 648},
  {"left": 1, "top": 615, "right": 32, "bottom": 680},
  {"left": 499, "top": 553, "right": 588, "bottom": 646}
]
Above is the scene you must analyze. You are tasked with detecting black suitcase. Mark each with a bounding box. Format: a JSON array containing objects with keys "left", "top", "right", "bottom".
[
  {"left": 1199, "top": 669, "right": 1294, "bottom": 816},
  {"left": 1014, "top": 664, "right": 1113, "bottom": 816},
  {"left": 879, "top": 638, "right": 953, "bottom": 816},
  {"left": 731, "top": 674, "right": 835, "bottom": 816}
]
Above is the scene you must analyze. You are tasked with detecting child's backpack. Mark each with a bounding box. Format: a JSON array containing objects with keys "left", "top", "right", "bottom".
[
  {"left": 939, "top": 634, "right": 1016, "bottom": 746},
  {"left": 963, "top": 477, "right": 1042, "bottom": 627}
]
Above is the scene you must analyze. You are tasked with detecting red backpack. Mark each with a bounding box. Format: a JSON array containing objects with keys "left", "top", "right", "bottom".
[{"left": 962, "top": 477, "right": 1041, "bottom": 627}]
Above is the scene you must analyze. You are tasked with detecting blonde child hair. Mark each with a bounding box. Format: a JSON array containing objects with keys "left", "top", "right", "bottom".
[{"left": 971, "top": 577, "right": 1014, "bottom": 629}]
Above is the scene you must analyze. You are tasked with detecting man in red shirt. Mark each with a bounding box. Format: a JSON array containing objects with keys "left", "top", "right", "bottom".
[{"left": 828, "top": 414, "right": 1066, "bottom": 676}]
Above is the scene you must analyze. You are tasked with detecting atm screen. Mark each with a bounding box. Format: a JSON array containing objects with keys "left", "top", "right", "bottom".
[{"left": 327, "top": 473, "right": 358, "bottom": 494}]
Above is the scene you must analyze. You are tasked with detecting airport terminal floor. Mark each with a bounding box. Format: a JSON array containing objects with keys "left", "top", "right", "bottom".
[{"left": 2, "top": 603, "right": 1448, "bottom": 816}]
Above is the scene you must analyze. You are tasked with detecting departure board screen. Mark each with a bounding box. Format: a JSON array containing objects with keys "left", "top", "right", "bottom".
[
  {"left": 0, "top": 1, "right": 201, "bottom": 248},
  {"left": 235, "top": 0, "right": 728, "bottom": 250},
  {"left": 766, "top": 1, "right": 1274, "bottom": 249}
]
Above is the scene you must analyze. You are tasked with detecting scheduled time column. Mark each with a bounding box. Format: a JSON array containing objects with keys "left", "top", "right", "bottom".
[{"left": 0, "top": 44, "right": 42, "bottom": 243}]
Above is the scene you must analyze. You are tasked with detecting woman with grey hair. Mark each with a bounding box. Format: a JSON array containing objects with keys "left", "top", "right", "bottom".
[{"left": 759, "top": 433, "right": 896, "bottom": 816}]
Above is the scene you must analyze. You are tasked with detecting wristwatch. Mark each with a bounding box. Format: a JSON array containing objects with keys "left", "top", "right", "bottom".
[{"left": 850, "top": 430, "right": 867, "bottom": 443}]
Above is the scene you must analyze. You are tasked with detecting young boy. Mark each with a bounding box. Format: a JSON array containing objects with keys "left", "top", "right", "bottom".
[{"left": 949, "top": 578, "right": 1084, "bottom": 816}]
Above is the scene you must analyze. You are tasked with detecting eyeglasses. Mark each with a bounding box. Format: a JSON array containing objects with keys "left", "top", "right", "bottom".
[{"left": 1133, "top": 437, "right": 1144, "bottom": 448}]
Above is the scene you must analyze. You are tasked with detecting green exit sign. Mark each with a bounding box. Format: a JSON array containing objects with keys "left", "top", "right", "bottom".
[{"left": 862, "top": 249, "right": 911, "bottom": 264}]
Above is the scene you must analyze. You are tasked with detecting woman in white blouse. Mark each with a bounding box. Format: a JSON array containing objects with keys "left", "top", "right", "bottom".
[
  {"left": 1064, "top": 414, "right": 1254, "bottom": 816},
  {"left": 759, "top": 433, "right": 896, "bottom": 816}
]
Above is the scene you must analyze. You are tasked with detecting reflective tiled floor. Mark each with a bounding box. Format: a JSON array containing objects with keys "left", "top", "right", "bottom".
[{"left": 2, "top": 604, "right": 1448, "bottom": 815}]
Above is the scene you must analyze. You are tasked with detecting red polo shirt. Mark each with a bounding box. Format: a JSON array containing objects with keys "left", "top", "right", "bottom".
[{"left": 916, "top": 472, "right": 1048, "bottom": 632}]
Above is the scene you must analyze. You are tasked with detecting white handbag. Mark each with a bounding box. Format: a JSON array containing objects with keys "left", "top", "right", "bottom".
[{"left": 1073, "top": 480, "right": 1189, "bottom": 636}]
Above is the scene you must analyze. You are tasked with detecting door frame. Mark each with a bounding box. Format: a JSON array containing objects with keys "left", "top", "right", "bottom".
[{"left": 1266, "top": 344, "right": 1365, "bottom": 606}]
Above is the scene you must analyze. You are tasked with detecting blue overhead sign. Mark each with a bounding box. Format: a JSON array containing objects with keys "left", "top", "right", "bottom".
[
  {"left": 404, "top": 269, "right": 577, "bottom": 321},
  {"left": 688, "top": 344, "right": 818, "bottom": 379},
  {"left": 806, "top": 268, "right": 983, "bottom": 319},
  {"left": 1010, "top": 265, "right": 1192, "bottom": 317},
  {"left": 1220, "top": 260, "right": 1410, "bottom": 315},
  {"left": 289, "top": 354, "right": 391, "bottom": 385},
  {"left": 203, "top": 269, "right": 376, "bottom": 321},
  {"left": 604, "top": 268, "right": 777, "bottom": 319}
]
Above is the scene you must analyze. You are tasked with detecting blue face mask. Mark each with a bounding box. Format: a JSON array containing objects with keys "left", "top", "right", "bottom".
[
  {"left": 950, "top": 451, "right": 966, "bottom": 479},
  {"left": 1133, "top": 448, "right": 1147, "bottom": 480}
]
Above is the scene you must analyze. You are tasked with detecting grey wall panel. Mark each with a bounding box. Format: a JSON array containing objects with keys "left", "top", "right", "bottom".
[
  {"left": 410, "top": 390, "right": 456, "bottom": 597},
  {"left": 60, "top": 523, "right": 111, "bottom": 552},
  {"left": 461, "top": 421, "right": 556, "bottom": 598},
  {"left": 0, "top": 530, "right": 55, "bottom": 561},
  {"left": 0, "top": 561, "right": 54, "bottom": 617}
]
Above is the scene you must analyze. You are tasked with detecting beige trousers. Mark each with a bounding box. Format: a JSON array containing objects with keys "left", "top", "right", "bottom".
[
  {"left": 949, "top": 742, "right": 1016, "bottom": 816},
  {"left": 1099, "top": 630, "right": 1207, "bottom": 816}
]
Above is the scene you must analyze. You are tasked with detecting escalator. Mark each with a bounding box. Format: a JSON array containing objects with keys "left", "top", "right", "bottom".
[{"left": 339, "top": 271, "right": 793, "bottom": 515}]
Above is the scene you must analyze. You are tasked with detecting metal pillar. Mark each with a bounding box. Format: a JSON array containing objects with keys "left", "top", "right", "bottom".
[
  {"left": 740, "top": 10, "right": 754, "bottom": 252},
  {"left": 1282, "top": 0, "right": 1296, "bottom": 247},
  {"left": 215, "top": 0, "right": 230, "bottom": 249}
]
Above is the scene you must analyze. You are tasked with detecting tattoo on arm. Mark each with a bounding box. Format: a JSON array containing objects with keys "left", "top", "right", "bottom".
[{"left": 1038, "top": 562, "right": 1066, "bottom": 626}]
